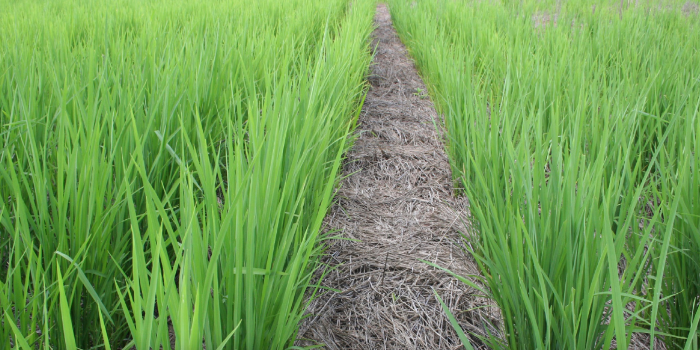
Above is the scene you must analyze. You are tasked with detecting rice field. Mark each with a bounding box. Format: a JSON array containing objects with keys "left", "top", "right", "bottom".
[
  {"left": 3, "top": 0, "right": 700, "bottom": 348},
  {"left": 0, "top": 0, "right": 373, "bottom": 348},
  {"left": 390, "top": 0, "right": 700, "bottom": 349}
]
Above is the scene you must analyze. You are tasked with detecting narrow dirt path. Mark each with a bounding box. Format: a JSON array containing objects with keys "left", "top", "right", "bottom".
[{"left": 298, "top": 4, "right": 494, "bottom": 349}]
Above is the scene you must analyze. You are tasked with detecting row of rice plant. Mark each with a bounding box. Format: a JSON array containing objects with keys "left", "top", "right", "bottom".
[
  {"left": 389, "top": 0, "right": 699, "bottom": 348},
  {"left": 0, "top": 0, "right": 374, "bottom": 348}
]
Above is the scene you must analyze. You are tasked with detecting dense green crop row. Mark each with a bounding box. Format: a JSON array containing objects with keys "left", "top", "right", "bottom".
[
  {"left": 390, "top": 0, "right": 699, "bottom": 349},
  {"left": 0, "top": 0, "right": 374, "bottom": 349}
]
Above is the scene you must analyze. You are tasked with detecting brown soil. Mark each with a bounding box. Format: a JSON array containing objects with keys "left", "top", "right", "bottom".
[{"left": 296, "top": 4, "right": 496, "bottom": 350}]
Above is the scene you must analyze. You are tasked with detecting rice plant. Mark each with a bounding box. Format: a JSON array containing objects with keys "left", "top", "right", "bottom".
[
  {"left": 652, "top": 86, "right": 700, "bottom": 350},
  {"left": 390, "top": 0, "right": 700, "bottom": 348},
  {"left": 0, "top": 0, "right": 374, "bottom": 348}
]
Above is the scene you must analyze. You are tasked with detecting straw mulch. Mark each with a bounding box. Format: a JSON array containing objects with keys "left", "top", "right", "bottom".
[{"left": 296, "top": 4, "right": 497, "bottom": 349}]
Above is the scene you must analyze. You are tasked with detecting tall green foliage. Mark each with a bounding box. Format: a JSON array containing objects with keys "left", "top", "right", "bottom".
[
  {"left": 0, "top": 0, "right": 374, "bottom": 349},
  {"left": 390, "top": 0, "right": 700, "bottom": 348}
]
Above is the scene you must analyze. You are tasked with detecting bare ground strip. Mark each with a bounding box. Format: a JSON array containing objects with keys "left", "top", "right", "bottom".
[{"left": 297, "top": 4, "right": 496, "bottom": 349}]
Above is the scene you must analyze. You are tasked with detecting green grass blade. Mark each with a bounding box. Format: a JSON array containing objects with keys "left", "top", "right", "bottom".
[{"left": 433, "top": 288, "right": 475, "bottom": 350}]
